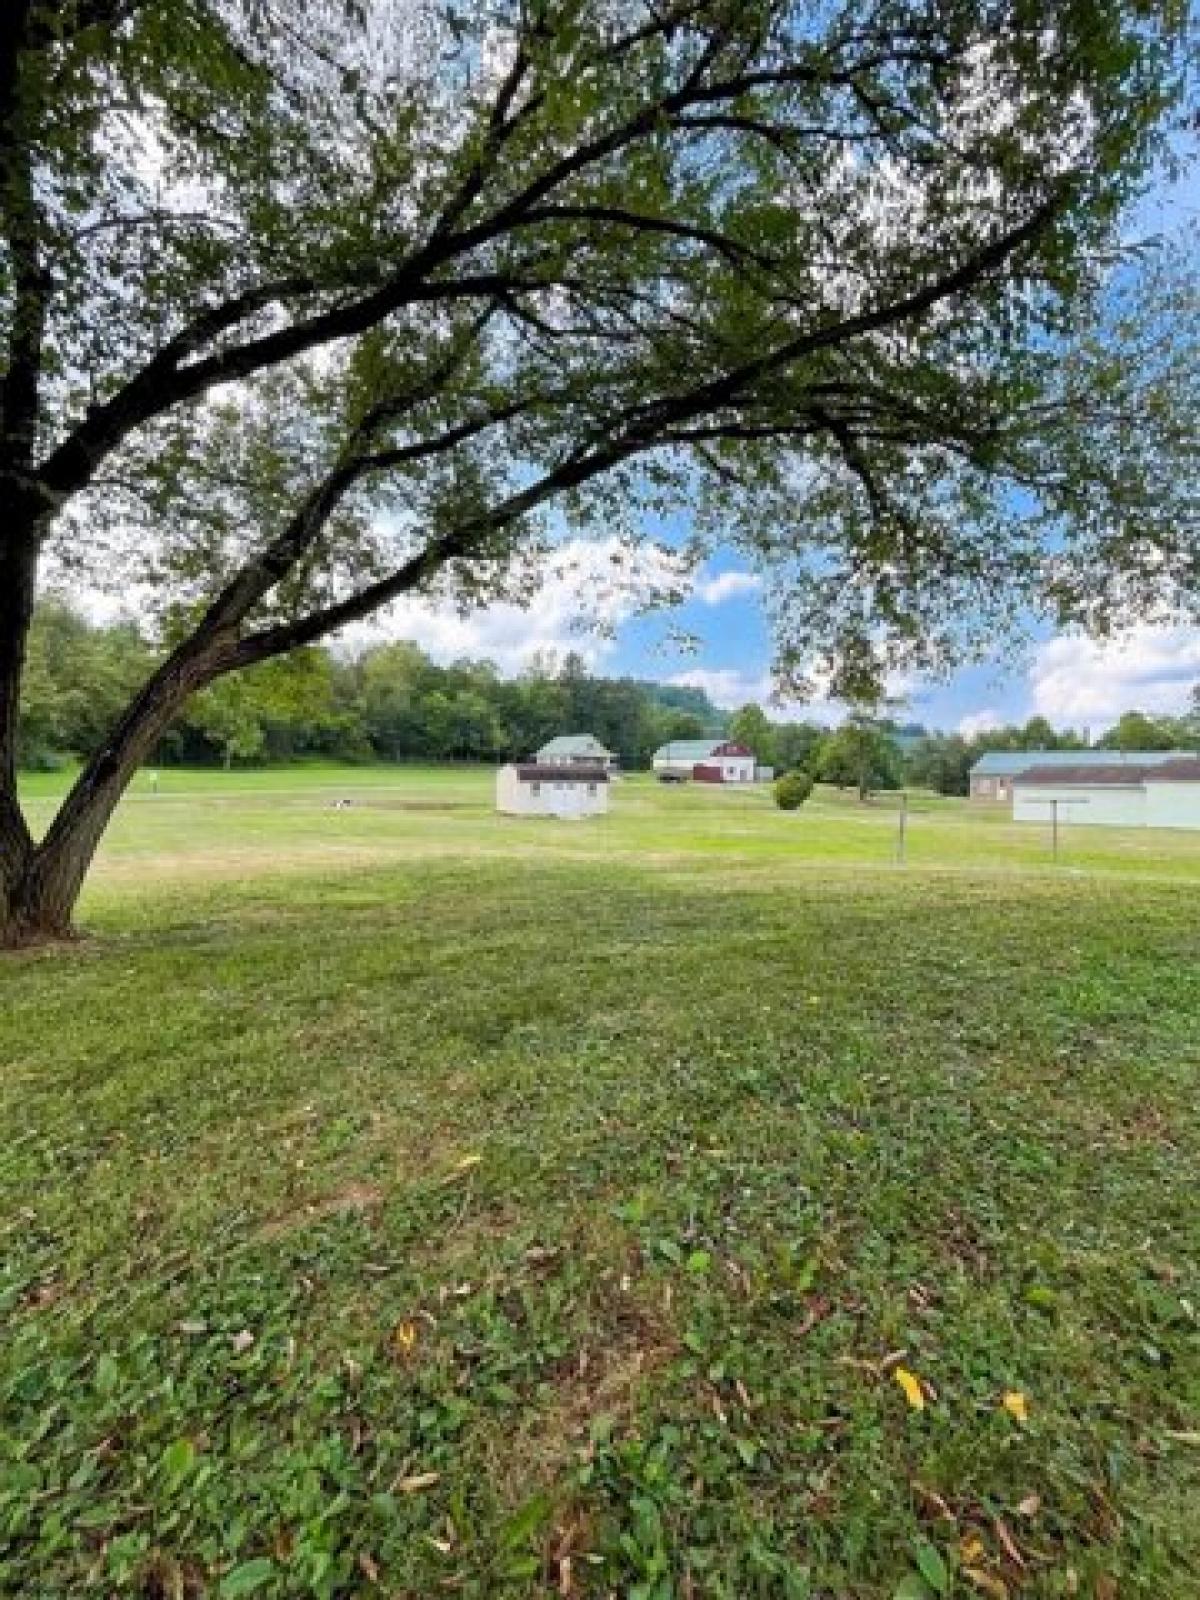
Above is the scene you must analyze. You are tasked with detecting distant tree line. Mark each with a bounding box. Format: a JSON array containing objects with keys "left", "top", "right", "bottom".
[
  {"left": 20, "top": 601, "right": 1200, "bottom": 789},
  {"left": 18, "top": 601, "right": 723, "bottom": 772}
]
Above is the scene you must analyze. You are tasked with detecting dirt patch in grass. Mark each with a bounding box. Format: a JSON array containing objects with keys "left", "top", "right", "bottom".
[
  {"left": 496, "top": 1283, "right": 682, "bottom": 1498},
  {"left": 255, "top": 1181, "right": 384, "bottom": 1239}
]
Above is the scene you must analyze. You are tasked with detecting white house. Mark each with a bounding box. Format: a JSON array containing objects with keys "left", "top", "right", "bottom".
[
  {"left": 652, "top": 739, "right": 757, "bottom": 783},
  {"left": 1013, "top": 758, "right": 1200, "bottom": 830},
  {"left": 496, "top": 763, "right": 610, "bottom": 818},
  {"left": 535, "top": 734, "right": 617, "bottom": 770}
]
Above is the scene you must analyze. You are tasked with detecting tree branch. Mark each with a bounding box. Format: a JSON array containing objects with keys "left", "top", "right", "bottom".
[{"left": 225, "top": 193, "right": 1068, "bottom": 669}]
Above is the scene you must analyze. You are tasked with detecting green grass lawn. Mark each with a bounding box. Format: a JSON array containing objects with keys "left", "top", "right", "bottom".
[{"left": 3, "top": 769, "right": 1198, "bottom": 1598}]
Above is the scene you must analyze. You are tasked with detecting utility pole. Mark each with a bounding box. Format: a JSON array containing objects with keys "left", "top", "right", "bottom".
[{"left": 896, "top": 789, "right": 908, "bottom": 864}]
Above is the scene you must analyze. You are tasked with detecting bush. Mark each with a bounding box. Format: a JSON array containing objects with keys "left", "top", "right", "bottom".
[{"left": 774, "top": 770, "right": 813, "bottom": 810}]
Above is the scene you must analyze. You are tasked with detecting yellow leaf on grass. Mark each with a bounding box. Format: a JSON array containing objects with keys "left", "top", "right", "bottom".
[
  {"left": 1002, "top": 1390, "right": 1029, "bottom": 1423},
  {"left": 960, "top": 1534, "right": 986, "bottom": 1564},
  {"left": 894, "top": 1367, "right": 926, "bottom": 1410},
  {"left": 440, "top": 1154, "right": 483, "bottom": 1185},
  {"left": 391, "top": 1319, "right": 419, "bottom": 1354},
  {"left": 963, "top": 1569, "right": 1008, "bottom": 1598}
]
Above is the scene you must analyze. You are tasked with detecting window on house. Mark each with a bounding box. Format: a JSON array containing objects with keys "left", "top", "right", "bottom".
[
  {"left": 587, "top": 783, "right": 597, "bottom": 796},
  {"left": 531, "top": 782, "right": 541, "bottom": 796}
]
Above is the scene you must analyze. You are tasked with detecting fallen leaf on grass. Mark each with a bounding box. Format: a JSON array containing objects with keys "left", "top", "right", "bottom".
[
  {"left": 1016, "top": 1493, "right": 1041, "bottom": 1518},
  {"left": 440, "top": 1154, "right": 482, "bottom": 1184},
  {"left": 230, "top": 1329, "right": 255, "bottom": 1354},
  {"left": 894, "top": 1367, "right": 926, "bottom": 1411},
  {"left": 1163, "top": 1430, "right": 1200, "bottom": 1445},
  {"left": 963, "top": 1569, "right": 1008, "bottom": 1598},
  {"left": 960, "top": 1534, "right": 986, "bottom": 1564},
  {"left": 913, "top": 1482, "right": 954, "bottom": 1522},
  {"left": 390, "top": 1319, "right": 419, "bottom": 1356},
  {"left": 992, "top": 1516, "right": 1025, "bottom": 1569},
  {"left": 395, "top": 1471, "right": 441, "bottom": 1494},
  {"left": 1001, "top": 1390, "right": 1028, "bottom": 1423}
]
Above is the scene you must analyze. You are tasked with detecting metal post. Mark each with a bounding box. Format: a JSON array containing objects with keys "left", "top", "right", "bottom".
[
  {"left": 1026, "top": 795, "right": 1085, "bottom": 859},
  {"left": 897, "top": 789, "right": 908, "bottom": 864}
]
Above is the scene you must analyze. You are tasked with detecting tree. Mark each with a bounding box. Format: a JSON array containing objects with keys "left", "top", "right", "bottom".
[
  {"left": 727, "top": 704, "right": 777, "bottom": 768},
  {"left": 18, "top": 600, "right": 151, "bottom": 768},
  {"left": 1018, "top": 716, "right": 1059, "bottom": 750},
  {"left": 187, "top": 677, "right": 266, "bottom": 769},
  {"left": 1183, "top": 686, "right": 1200, "bottom": 748},
  {"left": 773, "top": 722, "right": 826, "bottom": 775},
  {"left": 1098, "top": 709, "right": 1181, "bottom": 751},
  {"left": 905, "top": 734, "right": 972, "bottom": 796},
  {"left": 1, "top": 2, "right": 1195, "bottom": 942},
  {"left": 815, "top": 717, "right": 903, "bottom": 800}
]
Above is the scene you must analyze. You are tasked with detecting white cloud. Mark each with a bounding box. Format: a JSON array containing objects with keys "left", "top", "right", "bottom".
[
  {"left": 958, "top": 708, "right": 1003, "bottom": 739},
  {"left": 693, "top": 569, "right": 761, "bottom": 606},
  {"left": 345, "top": 548, "right": 764, "bottom": 673},
  {"left": 666, "top": 668, "right": 843, "bottom": 723},
  {"left": 345, "top": 536, "right": 690, "bottom": 673},
  {"left": 1029, "top": 625, "right": 1200, "bottom": 727},
  {"left": 667, "top": 668, "right": 776, "bottom": 709}
]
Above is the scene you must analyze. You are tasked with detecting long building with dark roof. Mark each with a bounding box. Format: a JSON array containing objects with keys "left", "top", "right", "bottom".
[
  {"left": 968, "top": 748, "right": 1196, "bottom": 802},
  {"left": 1011, "top": 757, "right": 1200, "bottom": 830}
]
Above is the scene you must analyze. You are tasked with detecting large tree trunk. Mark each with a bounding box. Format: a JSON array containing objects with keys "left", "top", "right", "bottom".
[
  {"left": 0, "top": 504, "right": 42, "bottom": 945},
  {"left": 0, "top": 629, "right": 234, "bottom": 948}
]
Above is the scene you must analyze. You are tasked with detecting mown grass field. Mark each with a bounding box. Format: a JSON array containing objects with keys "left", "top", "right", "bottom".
[{"left": 3, "top": 767, "right": 1199, "bottom": 1599}]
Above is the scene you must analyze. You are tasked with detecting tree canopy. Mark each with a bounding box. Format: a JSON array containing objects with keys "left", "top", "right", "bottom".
[{"left": 1, "top": 0, "right": 1197, "bottom": 940}]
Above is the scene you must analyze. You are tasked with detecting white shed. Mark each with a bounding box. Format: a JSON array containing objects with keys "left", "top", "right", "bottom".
[
  {"left": 496, "top": 763, "right": 610, "bottom": 818},
  {"left": 1013, "top": 758, "right": 1200, "bottom": 830}
]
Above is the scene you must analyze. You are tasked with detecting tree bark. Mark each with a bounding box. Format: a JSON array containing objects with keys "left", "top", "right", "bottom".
[
  {"left": 0, "top": 628, "right": 234, "bottom": 947},
  {"left": 0, "top": 502, "right": 41, "bottom": 941}
]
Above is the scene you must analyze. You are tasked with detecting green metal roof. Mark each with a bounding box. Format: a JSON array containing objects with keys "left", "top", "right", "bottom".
[
  {"left": 972, "top": 749, "right": 1195, "bottom": 776},
  {"left": 536, "top": 734, "right": 613, "bottom": 757},
  {"left": 653, "top": 739, "right": 731, "bottom": 761}
]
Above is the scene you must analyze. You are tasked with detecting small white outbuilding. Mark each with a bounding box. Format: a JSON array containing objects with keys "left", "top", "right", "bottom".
[
  {"left": 495, "top": 762, "right": 610, "bottom": 818},
  {"left": 1013, "top": 758, "right": 1200, "bottom": 830}
]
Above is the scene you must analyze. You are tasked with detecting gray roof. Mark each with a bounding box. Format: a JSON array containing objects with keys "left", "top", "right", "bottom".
[
  {"left": 535, "top": 734, "right": 613, "bottom": 758},
  {"left": 972, "top": 749, "right": 1196, "bottom": 777}
]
